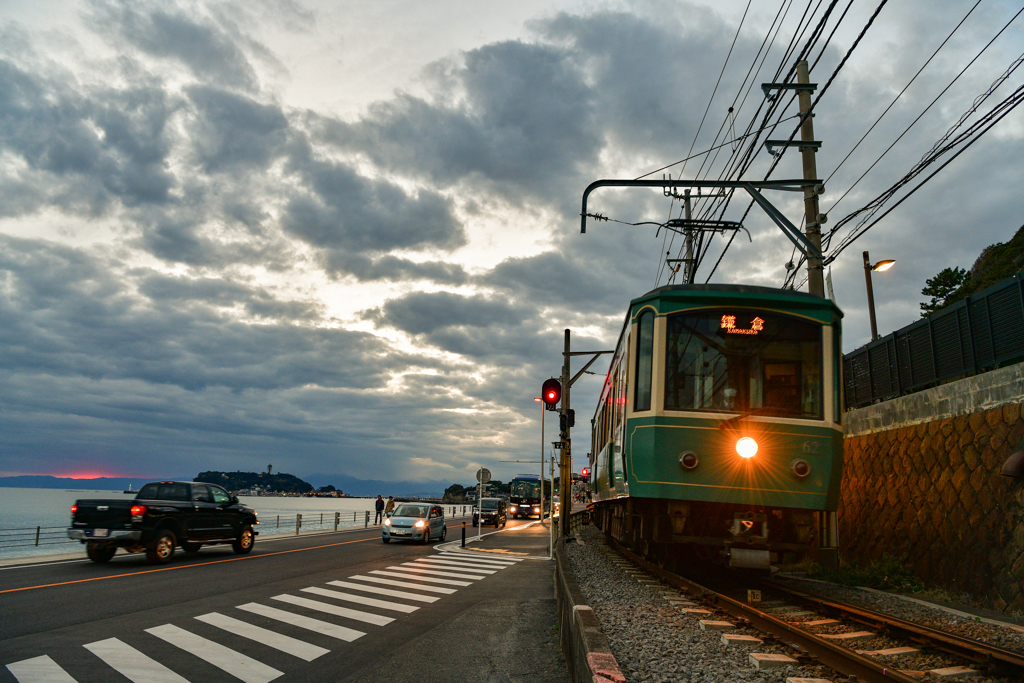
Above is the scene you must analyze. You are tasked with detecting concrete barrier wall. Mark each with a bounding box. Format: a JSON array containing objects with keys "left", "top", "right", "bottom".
[
  {"left": 554, "top": 518, "right": 625, "bottom": 683},
  {"left": 841, "top": 363, "right": 1024, "bottom": 613}
]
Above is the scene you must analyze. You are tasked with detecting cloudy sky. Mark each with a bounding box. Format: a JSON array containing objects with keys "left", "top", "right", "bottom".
[{"left": 1, "top": 0, "right": 1021, "bottom": 490}]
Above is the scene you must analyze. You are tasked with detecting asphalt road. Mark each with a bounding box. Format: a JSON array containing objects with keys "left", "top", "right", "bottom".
[{"left": 0, "top": 515, "right": 568, "bottom": 683}]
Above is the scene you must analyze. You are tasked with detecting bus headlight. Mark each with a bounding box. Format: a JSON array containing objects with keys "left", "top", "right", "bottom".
[{"left": 736, "top": 437, "right": 758, "bottom": 458}]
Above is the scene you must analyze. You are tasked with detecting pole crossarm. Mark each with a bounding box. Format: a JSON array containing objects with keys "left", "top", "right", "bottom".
[
  {"left": 580, "top": 179, "right": 822, "bottom": 260},
  {"left": 569, "top": 350, "right": 613, "bottom": 387}
]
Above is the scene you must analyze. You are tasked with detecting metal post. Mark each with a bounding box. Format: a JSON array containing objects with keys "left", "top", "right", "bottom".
[
  {"left": 334, "top": 512, "right": 339, "bottom": 532},
  {"left": 35, "top": 526, "right": 40, "bottom": 546},
  {"left": 864, "top": 250, "right": 879, "bottom": 341},
  {"left": 560, "top": 329, "right": 572, "bottom": 538},
  {"left": 540, "top": 398, "right": 545, "bottom": 526},
  {"left": 276, "top": 515, "right": 280, "bottom": 528},
  {"left": 683, "top": 189, "right": 694, "bottom": 283},
  {"left": 462, "top": 522, "right": 466, "bottom": 547},
  {"left": 296, "top": 513, "right": 302, "bottom": 536},
  {"left": 798, "top": 60, "right": 825, "bottom": 298},
  {"left": 365, "top": 511, "right": 370, "bottom": 528}
]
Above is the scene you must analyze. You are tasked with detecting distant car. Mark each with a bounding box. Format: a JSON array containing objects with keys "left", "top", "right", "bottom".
[
  {"left": 383, "top": 503, "right": 446, "bottom": 544},
  {"left": 472, "top": 498, "right": 507, "bottom": 528}
]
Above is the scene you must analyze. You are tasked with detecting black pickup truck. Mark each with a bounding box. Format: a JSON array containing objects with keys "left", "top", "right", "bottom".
[{"left": 68, "top": 481, "right": 259, "bottom": 564}]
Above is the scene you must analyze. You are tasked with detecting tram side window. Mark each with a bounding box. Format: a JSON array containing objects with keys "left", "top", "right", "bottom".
[
  {"left": 634, "top": 310, "right": 654, "bottom": 411},
  {"left": 664, "top": 310, "right": 823, "bottom": 419}
]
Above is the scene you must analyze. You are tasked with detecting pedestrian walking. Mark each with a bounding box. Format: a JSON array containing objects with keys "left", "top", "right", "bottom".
[
  {"left": 374, "top": 495, "right": 384, "bottom": 524},
  {"left": 384, "top": 496, "right": 396, "bottom": 517}
]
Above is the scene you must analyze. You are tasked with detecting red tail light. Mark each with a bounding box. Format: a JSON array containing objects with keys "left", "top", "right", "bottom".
[
  {"left": 130, "top": 505, "right": 147, "bottom": 516},
  {"left": 71, "top": 504, "right": 77, "bottom": 515}
]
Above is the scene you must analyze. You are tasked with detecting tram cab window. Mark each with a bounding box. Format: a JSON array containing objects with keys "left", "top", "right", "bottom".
[
  {"left": 634, "top": 310, "right": 654, "bottom": 411},
  {"left": 664, "top": 310, "right": 823, "bottom": 419}
]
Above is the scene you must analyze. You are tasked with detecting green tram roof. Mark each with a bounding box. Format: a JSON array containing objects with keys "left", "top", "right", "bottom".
[{"left": 628, "top": 283, "right": 843, "bottom": 325}]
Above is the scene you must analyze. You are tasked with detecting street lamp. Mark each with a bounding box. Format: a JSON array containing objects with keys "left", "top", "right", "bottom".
[
  {"left": 863, "top": 251, "right": 896, "bottom": 341},
  {"left": 534, "top": 397, "right": 552, "bottom": 559}
]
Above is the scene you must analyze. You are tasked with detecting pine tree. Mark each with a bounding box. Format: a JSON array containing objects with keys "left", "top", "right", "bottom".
[{"left": 920, "top": 267, "right": 969, "bottom": 316}]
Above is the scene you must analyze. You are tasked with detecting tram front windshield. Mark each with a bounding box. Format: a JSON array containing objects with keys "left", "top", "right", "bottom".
[{"left": 664, "top": 310, "right": 823, "bottom": 419}]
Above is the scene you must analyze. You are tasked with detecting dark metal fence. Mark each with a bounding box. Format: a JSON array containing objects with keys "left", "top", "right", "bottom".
[{"left": 844, "top": 272, "right": 1024, "bottom": 409}]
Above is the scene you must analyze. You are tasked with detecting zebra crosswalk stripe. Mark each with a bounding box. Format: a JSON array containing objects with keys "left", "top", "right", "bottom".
[
  {"left": 414, "top": 559, "right": 497, "bottom": 573},
  {"left": 349, "top": 574, "right": 458, "bottom": 593},
  {"left": 236, "top": 603, "right": 365, "bottom": 642},
  {"left": 146, "top": 624, "right": 282, "bottom": 683},
  {"left": 271, "top": 595, "right": 394, "bottom": 626},
  {"left": 195, "top": 612, "right": 328, "bottom": 662},
  {"left": 83, "top": 638, "right": 190, "bottom": 683},
  {"left": 368, "top": 570, "right": 471, "bottom": 587},
  {"left": 300, "top": 587, "right": 419, "bottom": 613},
  {"left": 327, "top": 579, "right": 440, "bottom": 602},
  {"left": 392, "top": 564, "right": 487, "bottom": 580},
  {"left": 6, "top": 655, "right": 79, "bottom": 683}
]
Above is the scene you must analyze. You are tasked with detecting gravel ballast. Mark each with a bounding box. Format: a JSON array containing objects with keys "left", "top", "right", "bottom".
[{"left": 565, "top": 525, "right": 1024, "bottom": 683}]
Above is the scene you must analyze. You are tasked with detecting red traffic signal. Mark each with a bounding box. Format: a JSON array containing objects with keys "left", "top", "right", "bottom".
[
  {"left": 541, "top": 378, "right": 561, "bottom": 408},
  {"left": 581, "top": 467, "right": 589, "bottom": 479}
]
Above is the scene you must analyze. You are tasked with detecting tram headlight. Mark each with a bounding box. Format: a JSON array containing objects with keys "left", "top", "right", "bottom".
[{"left": 736, "top": 437, "right": 758, "bottom": 458}]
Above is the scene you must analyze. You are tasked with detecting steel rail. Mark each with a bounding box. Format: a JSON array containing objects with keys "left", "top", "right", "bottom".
[
  {"left": 606, "top": 536, "right": 920, "bottom": 683},
  {"left": 765, "top": 579, "right": 1024, "bottom": 675}
]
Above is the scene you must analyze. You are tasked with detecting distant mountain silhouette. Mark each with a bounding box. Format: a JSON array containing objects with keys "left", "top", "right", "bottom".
[{"left": 0, "top": 475, "right": 188, "bottom": 490}]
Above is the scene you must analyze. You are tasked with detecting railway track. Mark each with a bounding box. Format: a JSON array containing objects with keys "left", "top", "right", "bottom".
[{"left": 601, "top": 534, "right": 1024, "bottom": 682}]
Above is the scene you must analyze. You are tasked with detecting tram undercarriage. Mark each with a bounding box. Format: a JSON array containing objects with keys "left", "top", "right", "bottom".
[{"left": 593, "top": 498, "right": 822, "bottom": 571}]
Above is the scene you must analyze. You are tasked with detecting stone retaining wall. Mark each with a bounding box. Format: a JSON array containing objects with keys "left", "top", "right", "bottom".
[{"left": 840, "top": 364, "right": 1024, "bottom": 614}]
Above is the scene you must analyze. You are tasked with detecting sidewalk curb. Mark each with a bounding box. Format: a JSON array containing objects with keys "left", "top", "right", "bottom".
[{"left": 555, "top": 531, "right": 626, "bottom": 683}]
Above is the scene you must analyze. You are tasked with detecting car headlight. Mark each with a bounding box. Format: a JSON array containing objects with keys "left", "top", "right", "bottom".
[
  {"left": 533, "top": 507, "right": 540, "bottom": 513},
  {"left": 415, "top": 520, "right": 425, "bottom": 528},
  {"left": 384, "top": 518, "right": 391, "bottom": 526}
]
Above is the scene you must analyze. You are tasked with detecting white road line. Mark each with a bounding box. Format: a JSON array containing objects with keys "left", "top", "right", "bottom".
[
  {"left": 145, "top": 625, "right": 282, "bottom": 683},
  {"left": 195, "top": 613, "right": 328, "bottom": 662},
  {"left": 6, "top": 655, "right": 80, "bottom": 683},
  {"left": 413, "top": 559, "right": 498, "bottom": 572},
  {"left": 441, "top": 553, "right": 519, "bottom": 565},
  {"left": 83, "top": 638, "right": 190, "bottom": 683},
  {"left": 443, "top": 551, "right": 521, "bottom": 562},
  {"left": 348, "top": 574, "right": 457, "bottom": 594},
  {"left": 369, "top": 570, "right": 471, "bottom": 587},
  {"left": 236, "top": 603, "right": 365, "bottom": 642},
  {"left": 271, "top": 595, "right": 394, "bottom": 626},
  {"left": 300, "top": 587, "right": 419, "bottom": 613},
  {"left": 392, "top": 564, "right": 487, "bottom": 580},
  {"left": 326, "top": 580, "right": 440, "bottom": 603}
]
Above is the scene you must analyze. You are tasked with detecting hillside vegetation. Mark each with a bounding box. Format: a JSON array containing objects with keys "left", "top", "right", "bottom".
[{"left": 195, "top": 470, "right": 314, "bottom": 494}]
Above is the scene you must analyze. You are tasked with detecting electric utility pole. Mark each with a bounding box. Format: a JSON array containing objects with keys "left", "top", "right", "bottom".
[{"left": 797, "top": 60, "right": 825, "bottom": 298}]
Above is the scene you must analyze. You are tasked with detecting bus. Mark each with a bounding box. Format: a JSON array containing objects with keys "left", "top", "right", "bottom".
[{"left": 508, "top": 474, "right": 548, "bottom": 519}]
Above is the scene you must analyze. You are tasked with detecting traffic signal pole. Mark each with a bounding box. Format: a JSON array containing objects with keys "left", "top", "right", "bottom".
[{"left": 555, "top": 329, "right": 612, "bottom": 538}]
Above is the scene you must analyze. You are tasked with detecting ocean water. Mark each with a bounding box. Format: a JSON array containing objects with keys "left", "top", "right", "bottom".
[{"left": 0, "top": 487, "right": 399, "bottom": 561}]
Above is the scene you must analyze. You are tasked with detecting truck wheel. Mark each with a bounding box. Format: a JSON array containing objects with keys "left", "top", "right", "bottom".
[
  {"left": 86, "top": 542, "right": 116, "bottom": 563},
  {"left": 181, "top": 542, "right": 202, "bottom": 553},
  {"left": 232, "top": 525, "right": 254, "bottom": 554},
  {"left": 146, "top": 531, "right": 176, "bottom": 565}
]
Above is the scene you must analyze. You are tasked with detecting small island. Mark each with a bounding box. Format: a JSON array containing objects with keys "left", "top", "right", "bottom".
[{"left": 195, "top": 470, "right": 343, "bottom": 496}]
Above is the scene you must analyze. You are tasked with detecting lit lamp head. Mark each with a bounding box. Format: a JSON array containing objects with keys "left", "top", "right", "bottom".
[
  {"left": 736, "top": 437, "right": 758, "bottom": 459},
  {"left": 872, "top": 259, "right": 896, "bottom": 272}
]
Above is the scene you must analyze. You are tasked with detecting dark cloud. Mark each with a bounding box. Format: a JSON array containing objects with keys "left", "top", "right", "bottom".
[
  {"left": 89, "top": 2, "right": 260, "bottom": 91},
  {"left": 281, "top": 153, "right": 465, "bottom": 260},
  {"left": 186, "top": 85, "right": 289, "bottom": 172},
  {"left": 313, "top": 39, "right": 602, "bottom": 207},
  {"left": 0, "top": 55, "right": 178, "bottom": 215}
]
